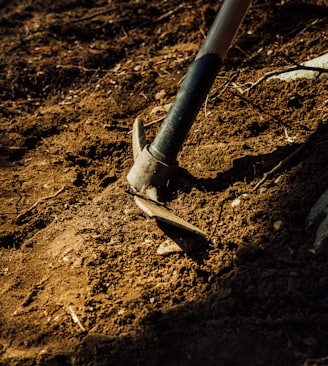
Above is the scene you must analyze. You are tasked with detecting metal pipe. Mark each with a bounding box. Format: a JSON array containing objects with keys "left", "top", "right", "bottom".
[
  {"left": 127, "top": 0, "right": 251, "bottom": 200},
  {"left": 149, "top": 0, "right": 252, "bottom": 163}
]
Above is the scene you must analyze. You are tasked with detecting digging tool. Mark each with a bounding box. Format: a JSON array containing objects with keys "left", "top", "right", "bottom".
[{"left": 127, "top": 0, "right": 251, "bottom": 235}]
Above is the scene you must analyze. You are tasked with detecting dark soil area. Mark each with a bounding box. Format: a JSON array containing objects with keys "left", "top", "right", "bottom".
[{"left": 0, "top": 0, "right": 328, "bottom": 365}]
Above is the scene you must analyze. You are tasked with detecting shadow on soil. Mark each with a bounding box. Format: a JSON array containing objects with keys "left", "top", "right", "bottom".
[
  {"left": 38, "top": 126, "right": 328, "bottom": 366},
  {"left": 177, "top": 143, "right": 301, "bottom": 194},
  {"left": 157, "top": 221, "right": 210, "bottom": 264}
]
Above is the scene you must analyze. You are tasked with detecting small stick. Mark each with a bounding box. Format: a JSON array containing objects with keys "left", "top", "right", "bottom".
[
  {"left": 17, "top": 186, "right": 66, "bottom": 220},
  {"left": 155, "top": 4, "right": 191, "bottom": 23},
  {"left": 0, "top": 145, "right": 26, "bottom": 151},
  {"left": 56, "top": 64, "right": 105, "bottom": 73},
  {"left": 70, "top": 9, "right": 112, "bottom": 23},
  {"left": 144, "top": 116, "right": 166, "bottom": 128},
  {"left": 204, "top": 93, "right": 209, "bottom": 119},
  {"left": 67, "top": 306, "right": 86, "bottom": 332},
  {"left": 253, "top": 121, "right": 324, "bottom": 191},
  {"left": 283, "top": 127, "right": 296, "bottom": 143},
  {"left": 70, "top": 8, "right": 130, "bottom": 25},
  {"left": 127, "top": 116, "right": 165, "bottom": 134},
  {"left": 243, "top": 63, "right": 328, "bottom": 93},
  {"left": 229, "top": 90, "right": 287, "bottom": 127},
  {"left": 217, "top": 72, "right": 239, "bottom": 98}
]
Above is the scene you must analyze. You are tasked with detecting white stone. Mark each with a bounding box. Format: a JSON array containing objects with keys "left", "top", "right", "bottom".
[{"left": 157, "top": 240, "right": 183, "bottom": 256}]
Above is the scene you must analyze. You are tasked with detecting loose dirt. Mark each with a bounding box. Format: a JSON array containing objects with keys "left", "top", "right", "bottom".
[{"left": 1, "top": 1, "right": 328, "bottom": 365}]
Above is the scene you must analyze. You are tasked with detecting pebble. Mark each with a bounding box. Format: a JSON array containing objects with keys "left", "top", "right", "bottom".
[
  {"left": 231, "top": 198, "right": 241, "bottom": 208},
  {"left": 155, "top": 89, "right": 166, "bottom": 101},
  {"left": 39, "top": 348, "right": 50, "bottom": 355},
  {"left": 157, "top": 239, "right": 183, "bottom": 256},
  {"left": 273, "top": 220, "right": 283, "bottom": 231}
]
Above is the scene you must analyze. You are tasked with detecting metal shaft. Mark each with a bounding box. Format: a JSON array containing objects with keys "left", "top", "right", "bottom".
[
  {"left": 149, "top": 0, "right": 252, "bottom": 164},
  {"left": 127, "top": 0, "right": 251, "bottom": 200}
]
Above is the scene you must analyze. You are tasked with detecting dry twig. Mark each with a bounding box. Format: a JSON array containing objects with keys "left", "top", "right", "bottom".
[
  {"left": 17, "top": 186, "right": 66, "bottom": 221},
  {"left": 155, "top": 4, "right": 191, "bottom": 23},
  {"left": 229, "top": 90, "right": 287, "bottom": 127},
  {"left": 67, "top": 306, "right": 86, "bottom": 332},
  {"left": 244, "top": 64, "right": 327, "bottom": 92},
  {"left": 70, "top": 9, "right": 112, "bottom": 23},
  {"left": 56, "top": 64, "right": 106, "bottom": 73},
  {"left": 204, "top": 93, "right": 210, "bottom": 120},
  {"left": 253, "top": 121, "right": 324, "bottom": 191},
  {"left": 242, "top": 53, "right": 328, "bottom": 93},
  {"left": 0, "top": 145, "right": 26, "bottom": 151},
  {"left": 127, "top": 116, "right": 166, "bottom": 134}
]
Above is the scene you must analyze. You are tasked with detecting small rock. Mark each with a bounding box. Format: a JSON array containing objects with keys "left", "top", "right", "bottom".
[
  {"left": 157, "top": 239, "right": 183, "bottom": 256},
  {"left": 155, "top": 89, "right": 166, "bottom": 101},
  {"left": 231, "top": 198, "right": 241, "bottom": 208},
  {"left": 39, "top": 348, "right": 50, "bottom": 355},
  {"left": 273, "top": 220, "right": 283, "bottom": 231}
]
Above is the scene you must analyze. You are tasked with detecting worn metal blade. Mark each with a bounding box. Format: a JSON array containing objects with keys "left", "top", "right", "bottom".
[
  {"left": 135, "top": 196, "right": 206, "bottom": 237},
  {"left": 132, "top": 118, "right": 147, "bottom": 161}
]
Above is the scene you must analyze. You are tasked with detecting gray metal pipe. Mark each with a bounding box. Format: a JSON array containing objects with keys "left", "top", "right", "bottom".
[
  {"left": 197, "top": 0, "right": 252, "bottom": 61},
  {"left": 127, "top": 0, "right": 251, "bottom": 200},
  {"left": 149, "top": 0, "right": 252, "bottom": 163}
]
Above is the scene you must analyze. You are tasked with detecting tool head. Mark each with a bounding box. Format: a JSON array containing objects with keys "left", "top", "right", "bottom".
[
  {"left": 127, "top": 118, "right": 206, "bottom": 240},
  {"left": 127, "top": 118, "right": 178, "bottom": 202}
]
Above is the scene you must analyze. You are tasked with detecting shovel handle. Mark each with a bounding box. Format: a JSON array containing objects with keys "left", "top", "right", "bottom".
[
  {"left": 197, "top": 0, "right": 252, "bottom": 61},
  {"left": 149, "top": 0, "right": 252, "bottom": 163}
]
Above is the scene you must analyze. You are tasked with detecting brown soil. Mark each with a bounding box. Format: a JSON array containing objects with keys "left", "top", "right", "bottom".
[{"left": 1, "top": 1, "right": 328, "bottom": 365}]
